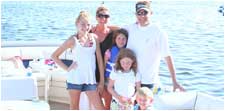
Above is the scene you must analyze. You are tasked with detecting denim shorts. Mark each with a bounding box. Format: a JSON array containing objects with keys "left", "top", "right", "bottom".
[
  {"left": 66, "top": 82, "right": 97, "bottom": 91},
  {"left": 141, "top": 84, "right": 154, "bottom": 89}
]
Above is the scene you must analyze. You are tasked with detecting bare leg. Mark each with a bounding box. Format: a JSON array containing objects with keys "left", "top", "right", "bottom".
[
  {"left": 86, "top": 90, "right": 104, "bottom": 110},
  {"left": 68, "top": 89, "right": 81, "bottom": 110},
  {"left": 6, "top": 56, "right": 25, "bottom": 69},
  {"left": 101, "top": 86, "right": 112, "bottom": 110}
]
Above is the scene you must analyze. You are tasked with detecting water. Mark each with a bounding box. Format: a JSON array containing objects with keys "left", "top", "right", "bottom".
[{"left": 1, "top": 1, "right": 224, "bottom": 99}]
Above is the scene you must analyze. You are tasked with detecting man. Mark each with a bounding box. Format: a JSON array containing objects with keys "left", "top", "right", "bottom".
[{"left": 124, "top": 0, "right": 185, "bottom": 92}]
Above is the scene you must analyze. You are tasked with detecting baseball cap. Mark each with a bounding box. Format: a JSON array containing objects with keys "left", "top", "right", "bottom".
[{"left": 136, "top": 1, "right": 151, "bottom": 12}]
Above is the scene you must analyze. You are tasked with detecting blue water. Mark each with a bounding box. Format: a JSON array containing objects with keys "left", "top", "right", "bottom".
[{"left": 1, "top": 1, "right": 224, "bottom": 99}]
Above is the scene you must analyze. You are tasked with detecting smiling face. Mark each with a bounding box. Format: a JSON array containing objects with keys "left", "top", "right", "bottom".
[
  {"left": 96, "top": 10, "right": 110, "bottom": 25},
  {"left": 76, "top": 18, "right": 91, "bottom": 33},
  {"left": 114, "top": 48, "right": 137, "bottom": 73},
  {"left": 120, "top": 57, "right": 133, "bottom": 72},
  {"left": 75, "top": 11, "right": 91, "bottom": 33},
  {"left": 136, "top": 9, "right": 152, "bottom": 26},
  {"left": 115, "top": 34, "right": 127, "bottom": 48},
  {"left": 136, "top": 95, "right": 153, "bottom": 109}
]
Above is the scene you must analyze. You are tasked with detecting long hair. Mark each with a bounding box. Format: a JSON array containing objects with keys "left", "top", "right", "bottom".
[
  {"left": 111, "top": 28, "right": 128, "bottom": 48},
  {"left": 114, "top": 48, "right": 137, "bottom": 75},
  {"left": 75, "top": 11, "right": 91, "bottom": 26}
]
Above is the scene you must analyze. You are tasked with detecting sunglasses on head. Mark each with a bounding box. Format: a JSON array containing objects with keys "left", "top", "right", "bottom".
[
  {"left": 136, "top": 10, "right": 148, "bottom": 16},
  {"left": 97, "top": 14, "right": 110, "bottom": 18}
]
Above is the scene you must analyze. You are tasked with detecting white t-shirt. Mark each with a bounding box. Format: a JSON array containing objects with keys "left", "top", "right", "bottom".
[
  {"left": 124, "top": 22, "right": 170, "bottom": 84},
  {"left": 110, "top": 69, "right": 140, "bottom": 101}
]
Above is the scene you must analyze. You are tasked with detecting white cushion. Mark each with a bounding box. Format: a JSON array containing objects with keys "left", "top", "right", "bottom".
[
  {"left": 1, "top": 61, "right": 26, "bottom": 77},
  {"left": 1, "top": 48, "right": 21, "bottom": 59},
  {"left": 1, "top": 77, "right": 38, "bottom": 100},
  {"left": 154, "top": 92, "right": 197, "bottom": 110},
  {"left": 32, "top": 72, "right": 47, "bottom": 81},
  {"left": 1, "top": 60, "right": 16, "bottom": 69},
  {"left": 194, "top": 92, "right": 224, "bottom": 110},
  {"left": 51, "top": 71, "right": 67, "bottom": 82}
]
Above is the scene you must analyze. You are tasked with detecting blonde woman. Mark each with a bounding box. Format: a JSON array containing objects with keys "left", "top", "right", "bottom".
[{"left": 51, "top": 11, "right": 104, "bottom": 110}]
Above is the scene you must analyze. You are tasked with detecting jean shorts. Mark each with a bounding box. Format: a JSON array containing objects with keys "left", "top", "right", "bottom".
[
  {"left": 66, "top": 82, "right": 97, "bottom": 91},
  {"left": 141, "top": 84, "right": 154, "bottom": 89}
]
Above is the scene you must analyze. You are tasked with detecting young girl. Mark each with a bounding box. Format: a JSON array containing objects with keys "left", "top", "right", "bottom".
[
  {"left": 104, "top": 28, "right": 128, "bottom": 83},
  {"left": 51, "top": 11, "right": 104, "bottom": 110},
  {"left": 103, "top": 28, "right": 128, "bottom": 109},
  {"left": 134, "top": 87, "right": 154, "bottom": 110},
  {"left": 107, "top": 48, "right": 141, "bottom": 110}
]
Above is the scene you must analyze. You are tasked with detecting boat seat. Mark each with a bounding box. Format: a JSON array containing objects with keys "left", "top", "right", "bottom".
[
  {"left": 1, "top": 76, "right": 50, "bottom": 110},
  {"left": 194, "top": 92, "right": 224, "bottom": 110},
  {"left": 154, "top": 91, "right": 224, "bottom": 110},
  {"left": 154, "top": 92, "right": 196, "bottom": 110}
]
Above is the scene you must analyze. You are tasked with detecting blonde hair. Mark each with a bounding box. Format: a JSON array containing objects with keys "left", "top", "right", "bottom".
[
  {"left": 96, "top": 6, "right": 109, "bottom": 15},
  {"left": 114, "top": 48, "right": 137, "bottom": 74},
  {"left": 136, "top": 87, "right": 153, "bottom": 99},
  {"left": 75, "top": 11, "right": 91, "bottom": 25}
]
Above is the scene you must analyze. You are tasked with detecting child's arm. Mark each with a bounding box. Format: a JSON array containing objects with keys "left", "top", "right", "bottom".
[
  {"left": 135, "top": 72, "right": 141, "bottom": 91},
  {"left": 136, "top": 81, "right": 141, "bottom": 91},
  {"left": 131, "top": 81, "right": 141, "bottom": 102},
  {"left": 104, "top": 49, "right": 111, "bottom": 66},
  {"left": 107, "top": 79, "right": 120, "bottom": 100},
  {"left": 107, "top": 79, "right": 127, "bottom": 104}
]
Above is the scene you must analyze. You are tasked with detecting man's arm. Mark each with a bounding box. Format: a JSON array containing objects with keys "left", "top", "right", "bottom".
[{"left": 165, "top": 56, "right": 185, "bottom": 92}]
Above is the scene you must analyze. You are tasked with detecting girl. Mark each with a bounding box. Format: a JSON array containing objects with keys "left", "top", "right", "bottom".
[
  {"left": 103, "top": 28, "right": 128, "bottom": 109},
  {"left": 104, "top": 28, "right": 128, "bottom": 83},
  {"left": 107, "top": 48, "right": 141, "bottom": 110},
  {"left": 51, "top": 11, "right": 104, "bottom": 110}
]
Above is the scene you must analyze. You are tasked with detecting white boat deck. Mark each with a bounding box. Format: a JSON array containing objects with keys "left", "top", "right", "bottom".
[{"left": 1, "top": 41, "right": 224, "bottom": 110}]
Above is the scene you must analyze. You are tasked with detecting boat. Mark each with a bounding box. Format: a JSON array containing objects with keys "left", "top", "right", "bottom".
[
  {"left": 1, "top": 41, "right": 224, "bottom": 110},
  {"left": 218, "top": 5, "right": 224, "bottom": 16}
]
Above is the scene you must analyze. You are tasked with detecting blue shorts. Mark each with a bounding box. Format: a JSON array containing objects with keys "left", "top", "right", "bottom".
[
  {"left": 141, "top": 84, "right": 154, "bottom": 89},
  {"left": 66, "top": 82, "right": 97, "bottom": 91}
]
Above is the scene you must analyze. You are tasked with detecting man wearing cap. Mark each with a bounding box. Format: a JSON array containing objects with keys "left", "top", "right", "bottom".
[{"left": 123, "top": 0, "right": 185, "bottom": 92}]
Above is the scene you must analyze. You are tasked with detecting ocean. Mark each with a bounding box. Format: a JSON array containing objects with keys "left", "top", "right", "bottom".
[{"left": 1, "top": 0, "right": 224, "bottom": 99}]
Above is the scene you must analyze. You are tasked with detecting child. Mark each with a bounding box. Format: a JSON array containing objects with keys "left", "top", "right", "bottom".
[
  {"left": 104, "top": 28, "right": 128, "bottom": 79},
  {"left": 102, "top": 29, "right": 128, "bottom": 108},
  {"left": 51, "top": 11, "right": 104, "bottom": 110},
  {"left": 134, "top": 87, "right": 154, "bottom": 110},
  {"left": 107, "top": 48, "right": 141, "bottom": 110}
]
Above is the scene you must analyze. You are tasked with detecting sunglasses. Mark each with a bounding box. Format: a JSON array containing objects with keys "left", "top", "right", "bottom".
[
  {"left": 136, "top": 10, "right": 148, "bottom": 16},
  {"left": 97, "top": 14, "right": 110, "bottom": 18}
]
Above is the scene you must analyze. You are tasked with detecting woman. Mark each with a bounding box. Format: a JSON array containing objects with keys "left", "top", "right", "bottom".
[
  {"left": 51, "top": 11, "right": 104, "bottom": 110},
  {"left": 91, "top": 5, "right": 119, "bottom": 110}
]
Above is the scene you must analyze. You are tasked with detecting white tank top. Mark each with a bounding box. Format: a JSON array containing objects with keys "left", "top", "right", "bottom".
[{"left": 67, "top": 34, "right": 97, "bottom": 84}]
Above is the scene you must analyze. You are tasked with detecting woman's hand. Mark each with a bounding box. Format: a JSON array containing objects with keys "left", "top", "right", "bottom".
[
  {"left": 67, "top": 61, "right": 78, "bottom": 72},
  {"left": 97, "top": 83, "right": 104, "bottom": 96}
]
